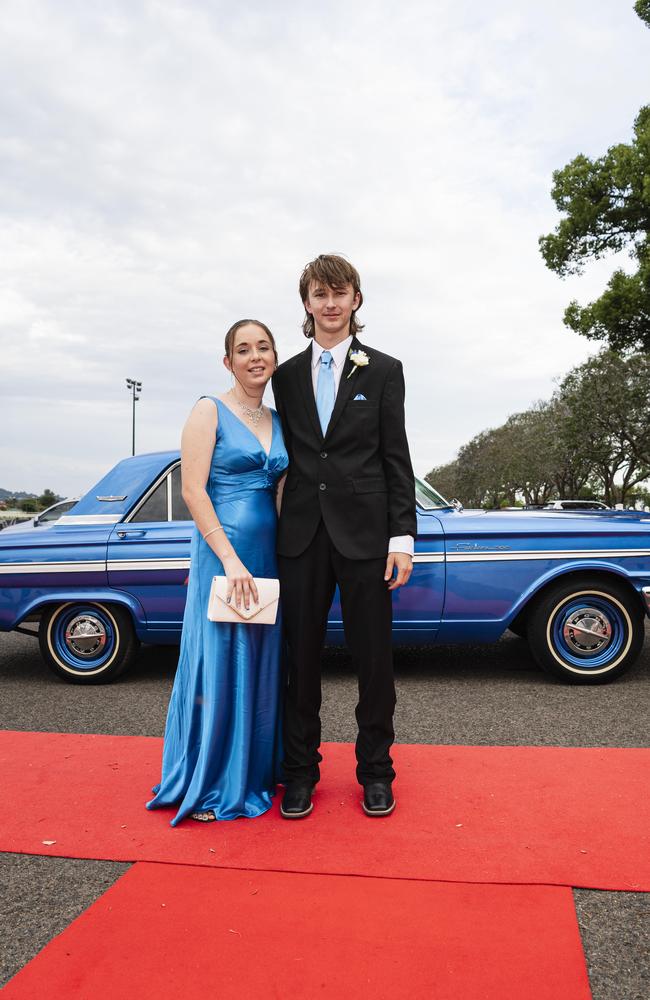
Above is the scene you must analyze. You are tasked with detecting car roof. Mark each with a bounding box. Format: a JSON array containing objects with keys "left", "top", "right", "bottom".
[{"left": 67, "top": 451, "right": 180, "bottom": 520}]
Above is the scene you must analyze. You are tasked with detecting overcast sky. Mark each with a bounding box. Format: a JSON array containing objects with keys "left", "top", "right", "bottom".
[{"left": 1, "top": 0, "right": 648, "bottom": 497}]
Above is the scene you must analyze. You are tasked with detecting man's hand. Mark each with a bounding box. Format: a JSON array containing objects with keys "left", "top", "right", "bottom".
[{"left": 384, "top": 552, "right": 413, "bottom": 591}]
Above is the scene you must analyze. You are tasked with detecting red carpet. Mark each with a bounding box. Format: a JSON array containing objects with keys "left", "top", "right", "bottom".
[
  {"left": 1, "top": 730, "right": 648, "bottom": 890},
  {"left": 1, "top": 862, "right": 592, "bottom": 1000}
]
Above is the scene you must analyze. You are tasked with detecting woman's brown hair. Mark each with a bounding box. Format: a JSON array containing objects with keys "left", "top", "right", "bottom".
[{"left": 224, "top": 319, "right": 278, "bottom": 368}]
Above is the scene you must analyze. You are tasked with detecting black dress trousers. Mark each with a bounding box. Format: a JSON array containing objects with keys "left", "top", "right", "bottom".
[{"left": 278, "top": 518, "right": 396, "bottom": 787}]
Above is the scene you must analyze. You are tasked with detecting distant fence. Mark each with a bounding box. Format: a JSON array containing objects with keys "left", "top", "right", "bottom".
[{"left": 0, "top": 511, "right": 33, "bottom": 530}]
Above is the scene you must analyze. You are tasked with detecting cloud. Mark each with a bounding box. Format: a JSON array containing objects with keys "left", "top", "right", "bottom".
[{"left": 0, "top": 0, "right": 648, "bottom": 493}]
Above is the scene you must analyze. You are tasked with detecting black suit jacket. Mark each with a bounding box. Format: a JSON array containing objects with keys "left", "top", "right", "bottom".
[{"left": 272, "top": 337, "right": 417, "bottom": 560}]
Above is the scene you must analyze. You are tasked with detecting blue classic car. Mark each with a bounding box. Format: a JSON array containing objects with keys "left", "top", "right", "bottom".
[{"left": 1, "top": 451, "right": 649, "bottom": 685}]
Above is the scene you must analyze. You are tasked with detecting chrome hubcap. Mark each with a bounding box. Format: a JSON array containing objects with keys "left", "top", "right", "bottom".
[
  {"left": 64, "top": 615, "right": 107, "bottom": 657},
  {"left": 562, "top": 607, "right": 612, "bottom": 656}
]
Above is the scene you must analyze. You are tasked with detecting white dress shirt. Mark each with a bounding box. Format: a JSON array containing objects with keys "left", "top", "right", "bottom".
[
  {"left": 311, "top": 334, "right": 354, "bottom": 396},
  {"left": 311, "top": 336, "right": 414, "bottom": 558}
]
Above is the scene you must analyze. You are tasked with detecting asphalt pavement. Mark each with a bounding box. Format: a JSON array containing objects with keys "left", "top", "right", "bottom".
[{"left": 1, "top": 628, "right": 649, "bottom": 998}]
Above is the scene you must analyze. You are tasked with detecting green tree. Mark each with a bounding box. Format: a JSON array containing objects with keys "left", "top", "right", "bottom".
[
  {"left": 18, "top": 498, "right": 39, "bottom": 513},
  {"left": 425, "top": 460, "right": 459, "bottom": 502},
  {"left": 545, "top": 397, "right": 597, "bottom": 498},
  {"left": 37, "top": 489, "right": 58, "bottom": 509},
  {"left": 500, "top": 405, "right": 557, "bottom": 506},
  {"left": 556, "top": 350, "right": 650, "bottom": 504},
  {"left": 539, "top": 5, "right": 650, "bottom": 352},
  {"left": 427, "top": 413, "right": 556, "bottom": 508},
  {"left": 455, "top": 429, "right": 509, "bottom": 508},
  {"left": 635, "top": 1, "right": 650, "bottom": 29},
  {"left": 425, "top": 351, "right": 650, "bottom": 507}
]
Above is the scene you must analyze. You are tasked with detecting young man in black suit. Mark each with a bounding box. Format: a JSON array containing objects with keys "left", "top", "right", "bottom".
[{"left": 272, "top": 254, "right": 416, "bottom": 818}]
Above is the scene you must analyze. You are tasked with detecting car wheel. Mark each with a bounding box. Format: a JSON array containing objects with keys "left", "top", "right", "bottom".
[
  {"left": 39, "top": 602, "right": 139, "bottom": 684},
  {"left": 508, "top": 612, "right": 528, "bottom": 638},
  {"left": 508, "top": 624, "right": 527, "bottom": 638},
  {"left": 527, "top": 577, "right": 645, "bottom": 684}
]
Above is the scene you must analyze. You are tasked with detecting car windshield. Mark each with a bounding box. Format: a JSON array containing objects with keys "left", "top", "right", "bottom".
[
  {"left": 40, "top": 501, "right": 76, "bottom": 522},
  {"left": 415, "top": 477, "right": 451, "bottom": 510}
]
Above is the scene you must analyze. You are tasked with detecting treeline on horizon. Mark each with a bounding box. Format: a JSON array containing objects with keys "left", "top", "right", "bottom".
[
  {"left": 425, "top": 350, "right": 650, "bottom": 509},
  {"left": 0, "top": 489, "right": 61, "bottom": 513}
]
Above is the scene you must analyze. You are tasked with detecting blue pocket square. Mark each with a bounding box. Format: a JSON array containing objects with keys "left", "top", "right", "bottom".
[{"left": 353, "top": 394, "right": 367, "bottom": 401}]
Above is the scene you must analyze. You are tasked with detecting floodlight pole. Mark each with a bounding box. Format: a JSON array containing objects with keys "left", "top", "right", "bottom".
[{"left": 125, "top": 378, "right": 143, "bottom": 456}]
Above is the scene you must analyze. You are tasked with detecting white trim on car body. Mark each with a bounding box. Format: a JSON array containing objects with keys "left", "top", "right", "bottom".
[
  {"left": 0, "top": 561, "right": 106, "bottom": 575},
  {"left": 108, "top": 559, "right": 190, "bottom": 572},
  {"left": 58, "top": 515, "right": 122, "bottom": 525},
  {"left": 445, "top": 548, "right": 650, "bottom": 562},
  {"left": 2, "top": 550, "right": 650, "bottom": 574}
]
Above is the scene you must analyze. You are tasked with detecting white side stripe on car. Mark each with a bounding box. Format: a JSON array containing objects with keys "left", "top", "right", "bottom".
[
  {"left": 444, "top": 548, "right": 650, "bottom": 562},
  {"left": 2, "top": 549, "right": 650, "bottom": 575},
  {"left": 0, "top": 561, "right": 106, "bottom": 574},
  {"left": 107, "top": 559, "right": 191, "bottom": 571},
  {"left": 57, "top": 515, "right": 122, "bottom": 525}
]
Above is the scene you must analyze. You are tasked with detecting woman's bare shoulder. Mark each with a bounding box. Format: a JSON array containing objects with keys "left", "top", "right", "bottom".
[{"left": 185, "top": 396, "right": 219, "bottom": 433}]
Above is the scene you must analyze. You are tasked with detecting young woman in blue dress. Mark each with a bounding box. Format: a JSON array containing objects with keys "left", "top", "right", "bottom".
[{"left": 146, "top": 320, "right": 288, "bottom": 824}]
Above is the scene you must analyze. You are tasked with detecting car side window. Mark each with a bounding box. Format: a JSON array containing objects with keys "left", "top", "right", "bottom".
[
  {"left": 131, "top": 479, "right": 168, "bottom": 522},
  {"left": 171, "top": 465, "right": 192, "bottom": 521}
]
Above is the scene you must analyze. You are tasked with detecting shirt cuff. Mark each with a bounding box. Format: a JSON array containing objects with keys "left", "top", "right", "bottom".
[{"left": 388, "top": 535, "right": 414, "bottom": 557}]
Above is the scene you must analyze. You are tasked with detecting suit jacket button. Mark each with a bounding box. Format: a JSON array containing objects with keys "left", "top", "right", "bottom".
[
  {"left": 319, "top": 483, "right": 327, "bottom": 491},
  {"left": 320, "top": 451, "right": 328, "bottom": 459}
]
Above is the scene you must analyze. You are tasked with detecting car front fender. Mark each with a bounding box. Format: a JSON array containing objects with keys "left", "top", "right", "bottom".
[
  {"left": 505, "top": 560, "right": 645, "bottom": 626},
  {"left": 1, "top": 588, "right": 147, "bottom": 635}
]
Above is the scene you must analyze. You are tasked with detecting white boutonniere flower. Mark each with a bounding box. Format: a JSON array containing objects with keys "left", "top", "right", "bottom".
[{"left": 346, "top": 349, "right": 370, "bottom": 379}]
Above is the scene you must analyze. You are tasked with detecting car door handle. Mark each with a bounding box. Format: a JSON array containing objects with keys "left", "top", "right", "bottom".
[{"left": 116, "top": 529, "right": 147, "bottom": 539}]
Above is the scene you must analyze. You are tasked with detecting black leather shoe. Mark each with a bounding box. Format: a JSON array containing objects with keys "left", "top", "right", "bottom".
[
  {"left": 362, "top": 782, "right": 396, "bottom": 816},
  {"left": 280, "top": 782, "right": 314, "bottom": 819}
]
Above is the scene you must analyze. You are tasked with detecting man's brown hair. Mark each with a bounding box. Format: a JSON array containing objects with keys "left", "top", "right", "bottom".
[{"left": 299, "top": 254, "right": 364, "bottom": 339}]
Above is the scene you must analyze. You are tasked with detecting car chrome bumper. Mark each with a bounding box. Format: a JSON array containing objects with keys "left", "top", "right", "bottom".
[{"left": 643, "top": 587, "right": 650, "bottom": 615}]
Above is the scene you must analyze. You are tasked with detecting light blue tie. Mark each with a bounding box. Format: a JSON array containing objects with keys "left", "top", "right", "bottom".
[{"left": 316, "top": 350, "right": 335, "bottom": 436}]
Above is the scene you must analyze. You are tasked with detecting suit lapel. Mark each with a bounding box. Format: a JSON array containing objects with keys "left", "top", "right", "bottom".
[
  {"left": 324, "top": 336, "right": 363, "bottom": 442},
  {"left": 297, "top": 343, "right": 323, "bottom": 441}
]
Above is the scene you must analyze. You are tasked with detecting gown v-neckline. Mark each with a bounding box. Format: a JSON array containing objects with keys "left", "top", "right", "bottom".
[{"left": 216, "top": 397, "right": 275, "bottom": 460}]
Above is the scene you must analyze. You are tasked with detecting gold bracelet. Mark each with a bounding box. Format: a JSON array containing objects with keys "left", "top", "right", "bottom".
[{"left": 203, "top": 525, "right": 224, "bottom": 540}]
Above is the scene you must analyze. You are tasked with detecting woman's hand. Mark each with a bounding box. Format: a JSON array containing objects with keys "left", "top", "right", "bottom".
[{"left": 221, "top": 554, "right": 259, "bottom": 610}]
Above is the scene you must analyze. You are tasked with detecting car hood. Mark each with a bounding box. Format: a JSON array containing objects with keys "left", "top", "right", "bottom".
[
  {"left": 0, "top": 519, "right": 37, "bottom": 534},
  {"left": 0, "top": 520, "right": 114, "bottom": 556},
  {"left": 434, "top": 507, "right": 650, "bottom": 538}
]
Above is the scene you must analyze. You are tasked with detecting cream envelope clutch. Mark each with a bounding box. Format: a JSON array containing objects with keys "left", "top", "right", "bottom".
[{"left": 207, "top": 576, "right": 280, "bottom": 625}]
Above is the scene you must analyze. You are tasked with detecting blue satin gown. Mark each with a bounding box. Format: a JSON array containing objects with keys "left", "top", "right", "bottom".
[{"left": 146, "top": 397, "right": 288, "bottom": 824}]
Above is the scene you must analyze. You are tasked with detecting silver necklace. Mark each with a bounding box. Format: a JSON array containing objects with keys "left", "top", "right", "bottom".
[{"left": 231, "top": 390, "right": 264, "bottom": 425}]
